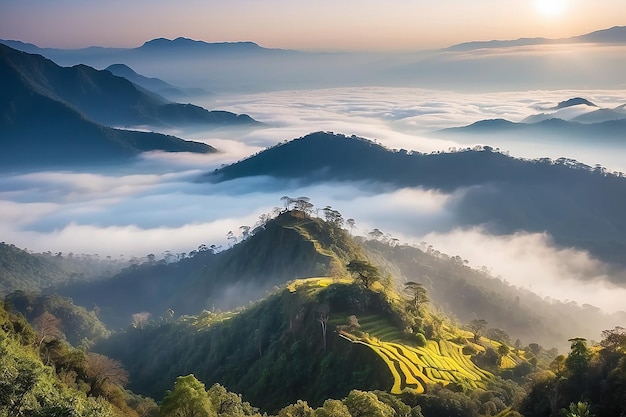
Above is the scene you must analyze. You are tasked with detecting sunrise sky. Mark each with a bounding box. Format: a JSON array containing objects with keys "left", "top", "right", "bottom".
[{"left": 1, "top": 0, "right": 624, "bottom": 50}]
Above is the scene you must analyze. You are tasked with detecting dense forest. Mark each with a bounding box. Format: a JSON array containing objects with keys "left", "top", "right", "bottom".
[{"left": 1, "top": 206, "right": 625, "bottom": 416}]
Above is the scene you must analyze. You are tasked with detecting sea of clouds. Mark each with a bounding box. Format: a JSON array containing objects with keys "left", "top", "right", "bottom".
[{"left": 2, "top": 87, "right": 626, "bottom": 313}]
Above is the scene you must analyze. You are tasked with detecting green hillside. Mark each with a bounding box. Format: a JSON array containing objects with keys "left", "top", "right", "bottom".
[{"left": 58, "top": 210, "right": 364, "bottom": 329}]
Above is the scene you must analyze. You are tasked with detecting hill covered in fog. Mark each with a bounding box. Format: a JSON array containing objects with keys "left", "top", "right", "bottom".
[{"left": 203, "top": 131, "right": 626, "bottom": 273}]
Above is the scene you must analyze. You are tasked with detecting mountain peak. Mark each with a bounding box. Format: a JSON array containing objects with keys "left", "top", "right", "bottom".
[{"left": 553, "top": 97, "right": 597, "bottom": 109}]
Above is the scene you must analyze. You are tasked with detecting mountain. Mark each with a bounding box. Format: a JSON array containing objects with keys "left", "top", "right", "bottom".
[
  {"left": 202, "top": 132, "right": 626, "bottom": 272},
  {"left": 88, "top": 211, "right": 620, "bottom": 412},
  {"left": 0, "top": 44, "right": 223, "bottom": 169},
  {"left": 514, "top": 97, "right": 624, "bottom": 124},
  {"left": 136, "top": 37, "right": 279, "bottom": 55},
  {"left": 104, "top": 63, "right": 210, "bottom": 99},
  {"left": 441, "top": 116, "right": 626, "bottom": 142},
  {"left": 447, "top": 25, "right": 626, "bottom": 51},
  {"left": 0, "top": 243, "right": 75, "bottom": 294},
  {"left": 0, "top": 44, "right": 257, "bottom": 128},
  {"left": 551, "top": 97, "right": 597, "bottom": 110}
]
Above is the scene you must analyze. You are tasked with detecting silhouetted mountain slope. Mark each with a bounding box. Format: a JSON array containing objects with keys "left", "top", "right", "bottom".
[
  {"left": 572, "top": 108, "right": 626, "bottom": 123},
  {"left": 0, "top": 43, "right": 257, "bottom": 128},
  {"left": 0, "top": 44, "right": 220, "bottom": 169},
  {"left": 552, "top": 97, "right": 596, "bottom": 109},
  {"left": 447, "top": 25, "right": 626, "bottom": 51},
  {"left": 439, "top": 117, "right": 626, "bottom": 142},
  {"left": 57, "top": 211, "right": 362, "bottom": 329},
  {"left": 105, "top": 63, "right": 210, "bottom": 99},
  {"left": 204, "top": 132, "right": 626, "bottom": 271},
  {"left": 137, "top": 38, "right": 277, "bottom": 55}
]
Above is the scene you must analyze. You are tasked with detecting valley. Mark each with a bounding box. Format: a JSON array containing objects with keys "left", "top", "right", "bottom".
[{"left": 1, "top": 10, "right": 626, "bottom": 416}]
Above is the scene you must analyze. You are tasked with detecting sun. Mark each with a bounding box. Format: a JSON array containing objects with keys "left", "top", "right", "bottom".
[{"left": 534, "top": 0, "right": 569, "bottom": 17}]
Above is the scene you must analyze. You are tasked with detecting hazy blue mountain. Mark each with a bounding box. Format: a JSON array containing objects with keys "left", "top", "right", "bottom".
[
  {"left": 447, "top": 25, "right": 626, "bottom": 51},
  {"left": 572, "top": 106, "right": 626, "bottom": 124},
  {"left": 202, "top": 131, "right": 626, "bottom": 272},
  {"left": 440, "top": 117, "right": 626, "bottom": 143},
  {"left": 551, "top": 97, "right": 597, "bottom": 109},
  {"left": 136, "top": 37, "right": 286, "bottom": 56},
  {"left": 0, "top": 44, "right": 215, "bottom": 170},
  {"left": 104, "top": 63, "right": 194, "bottom": 99},
  {"left": 0, "top": 44, "right": 257, "bottom": 129}
]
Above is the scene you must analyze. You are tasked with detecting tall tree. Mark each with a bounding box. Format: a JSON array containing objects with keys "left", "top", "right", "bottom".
[
  {"left": 346, "top": 259, "right": 381, "bottom": 289},
  {"left": 403, "top": 281, "right": 429, "bottom": 312},
  {"left": 85, "top": 352, "right": 129, "bottom": 397},
  {"left": 565, "top": 338, "right": 591, "bottom": 378},
  {"left": 160, "top": 374, "right": 216, "bottom": 417},
  {"left": 468, "top": 319, "right": 488, "bottom": 342},
  {"left": 33, "top": 311, "right": 63, "bottom": 347}
]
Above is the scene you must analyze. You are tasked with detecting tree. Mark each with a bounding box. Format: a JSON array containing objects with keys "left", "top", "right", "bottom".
[
  {"left": 132, "top": 311, "right": 151, "bottom": 329},
  {"left": 346, "top": 259, "right": 381, "bottom": 289},
  {"left": 239, "top": 225, "right": 251, "bottom": 240},
  {"left": 281, "top": 196, "right": 294, "bottom": 211},
  {"left": 367, "top": 229, "right": 384, "bottom": 241},
  {"left": 565, "top": 338, "right": 590, "bottom": 378},
  {"left": 346, "top": 218, "right": 356, "bottom": 235},
  {"left": 315, "top": 399, "right": 351, "bottom": 417},
  {"left": 566, "top": 401, "right": 593, "bottom": 417},
  {"left": 318, "top": 304, "right": 330, "bottom": 351},
  {"left": 85, "top": 352, "right": 129, "bottom": 397},
  {"left": 403, "top": 282, "right": 429, "bottom": 312},
  {"left": 600, "top": 326, "right": 626, "bottom": 353},
  {"left": 468, "top": 319, "right": 488, "bottom": 342},
  {"left": 278, "top": 399, "right": 316, "bottom": 417},
  {"left": 33, "top": 311, "right": 63, "bottom": 347},
  {"left": 160, "top": 374, "right": 216, "bottom": 417},
  {"left": 343, "top": 390, "right": 394, "bottom": 417},
  {"left": 293, "top": 196, "right": 314, "bottom": 215}
]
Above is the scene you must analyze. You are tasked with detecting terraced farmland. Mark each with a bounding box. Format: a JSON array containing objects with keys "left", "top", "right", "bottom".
[{"left": 338, "top": 327, "right": 493, "bottom": 394}]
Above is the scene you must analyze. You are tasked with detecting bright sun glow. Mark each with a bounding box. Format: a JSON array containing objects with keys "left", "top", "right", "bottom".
[{"left": 534, "top": 0, "right": 569, "bottom": 17}]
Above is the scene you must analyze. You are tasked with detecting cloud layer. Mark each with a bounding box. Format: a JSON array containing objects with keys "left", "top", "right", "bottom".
[{"left": 2, "top": 87, "right": 626, "bottom": 315}]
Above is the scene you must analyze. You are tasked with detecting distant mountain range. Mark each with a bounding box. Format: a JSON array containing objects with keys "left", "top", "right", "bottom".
[
  {"left": 438, "top": 97, "right": 626, "bottom": 142},
  {"left": 0, "top": 37, "right": 294, "bottom": 61},
  {"left": 2, "top": 26, "right": 625, "bottom": 93},
  {"left": 447, "top": 25, "right": 626, "bottom": 51},
  {"left": 203, "top": 131, "right": 626, "bottom": 273},
  {"left": 0, "top": 44, "right": 264, "bottom": 169}
]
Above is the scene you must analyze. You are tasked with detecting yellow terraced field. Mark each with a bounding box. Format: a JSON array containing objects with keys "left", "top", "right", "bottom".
[{"left": 339, "top": 331, "right": 493, "bottom": 394}]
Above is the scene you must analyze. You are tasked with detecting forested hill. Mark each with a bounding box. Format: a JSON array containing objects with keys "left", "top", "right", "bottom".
[
  {"left": 57, "top": 210, "right": 364, "bottom": 329},
  {"left": 203, "top": 131, "right": 626, "bottom": 273}
]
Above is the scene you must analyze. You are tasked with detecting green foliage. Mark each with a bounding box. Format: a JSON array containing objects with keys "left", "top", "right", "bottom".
[
  {"left": 314, "top": 399, "right": 351, "bottom": 417},
  {"left": 59, "top": 210, "right": 364, "bottom": 329},
  {"left": 160, "top": 375, "right": 216, "bottom": 417},
  {"left": 565, "top": 338, "right": 590, "bottom": 378},
  {"left": 278, "top": 399, "right": 315, "bottom": 417},
  {"left": 343, "top": 390, "right": 394, "bottom": 417},
  {"left": 346, "top": 259, "right": 381, "bottom": 289},
  {"left": 566, "top": 401, "right": 593, "bottom": 417},
  {"left": 5, "top": 291, "right": 110, "bottom": 346}
]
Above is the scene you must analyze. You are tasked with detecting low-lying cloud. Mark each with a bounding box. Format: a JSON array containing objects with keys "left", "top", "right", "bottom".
[{"left": 3, "top": 86, "right": 626, "bottom": 317}]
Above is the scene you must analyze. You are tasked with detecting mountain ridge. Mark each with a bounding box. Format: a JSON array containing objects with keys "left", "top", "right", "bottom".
[
  {"left": 447, "top": 25, "right": 626, "bottom": 51},
  {"left": 202, "top": 131, "right": 626, "bottom": 272}
]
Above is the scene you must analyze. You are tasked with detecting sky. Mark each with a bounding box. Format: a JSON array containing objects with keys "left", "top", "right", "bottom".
[{"left": 1, "top": 0, "right": 625, "bottom": 50}]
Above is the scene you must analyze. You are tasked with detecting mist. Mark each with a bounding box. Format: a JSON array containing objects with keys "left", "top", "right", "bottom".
[{"left": 2, "top": 86, "right": 626, "bottom": 317}]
